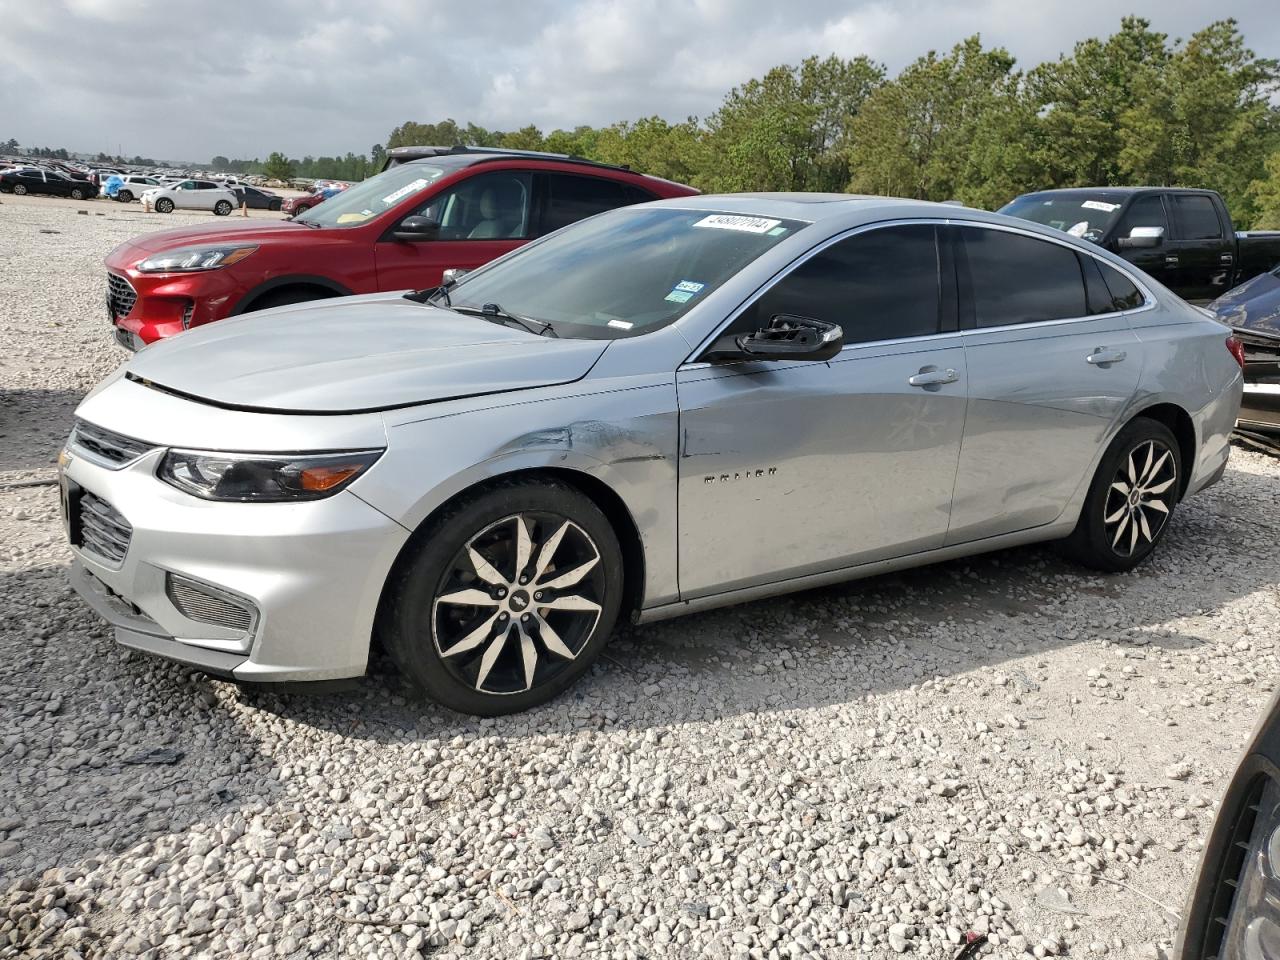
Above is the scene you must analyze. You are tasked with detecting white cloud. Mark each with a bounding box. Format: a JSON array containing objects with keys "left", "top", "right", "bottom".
[{"left": 0, "top": 0, "right": 1274, "bottom": 163}]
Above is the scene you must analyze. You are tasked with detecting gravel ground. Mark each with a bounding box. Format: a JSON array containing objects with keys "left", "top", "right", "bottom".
[{"left": 2, "top": 194, "right": 1280, "bottom": 960}]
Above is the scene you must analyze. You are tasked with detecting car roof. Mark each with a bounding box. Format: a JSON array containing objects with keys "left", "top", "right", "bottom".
[
  {"left": 1013, "top": 187, "right": 1219, "bottom": 200},
  {"left": 646, "top": 192, "right": 993, "bottom": 223}
]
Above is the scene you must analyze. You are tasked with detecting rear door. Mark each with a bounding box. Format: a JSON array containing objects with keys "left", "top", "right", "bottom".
[
  {"left": 676, "top": 222, "right": 968, "bottom": 596},
  {"left": 947, "top": 224, "right": 1143, "bottom": 543},
  {"left": 374, "top": 170, "right": 532, "bottom": 290},
  {"left": 1167, "top": 193, "right": 1233, "bottom": 303}
]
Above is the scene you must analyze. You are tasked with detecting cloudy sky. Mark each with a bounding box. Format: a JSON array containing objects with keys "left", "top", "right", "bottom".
[{"left": 1, "top": 0, "right": 1275, "bottom": 164}]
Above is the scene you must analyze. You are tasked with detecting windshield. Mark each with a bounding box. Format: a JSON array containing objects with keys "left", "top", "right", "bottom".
[
  {"left": 444, "top": 208, "right": 806, "bottom": 339},
  {"left": 998, "top": 194, "right": 1125, "bottom": 242},
  {"left": 300, "top": 164, "right": 445, "bottom": 228}
]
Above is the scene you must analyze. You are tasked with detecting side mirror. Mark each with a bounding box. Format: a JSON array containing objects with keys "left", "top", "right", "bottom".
[
  {"left": 706, "top": 314, "right": 843, "bottom": 363},
  {"left": 1116, "top": 225, "right": 1164, "bottom": 249},
  {"left": 392, "top": 215, "right": 440, "bottom": 241}
]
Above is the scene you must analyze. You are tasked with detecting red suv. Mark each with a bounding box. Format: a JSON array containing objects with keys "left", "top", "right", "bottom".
[{"left": 104, "top": 148, "right": 698, "bottom": 347}]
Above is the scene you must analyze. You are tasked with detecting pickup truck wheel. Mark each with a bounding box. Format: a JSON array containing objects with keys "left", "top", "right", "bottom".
[
  {"left": 213, "top": 200, "right": 233, "bottom": 216},
  {"left": 1061, "top": 417, "right": 1181, "bottom": 572},
  {"left": 379, "top": 479, "right": 624, "bottom": 716},
  {"left": 12, "top": 184, "right": 27, "bottom": 196},
  {"left": 117, "top": 189, "right": 133, "bottom": 203},
  {"left": 154, "top": 197, "right": 174, "bottom": 213}
]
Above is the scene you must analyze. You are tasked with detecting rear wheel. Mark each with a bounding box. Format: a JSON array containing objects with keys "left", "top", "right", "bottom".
[
  {"left": 155, "top": 197, "right": 174, "bottom": 213},
  {"left": 12, "top": 184, "right": 27, "bottom": 196},
  {"left": 379, "top": 479, "right": 624, "bottom": 715},
  {"left": 214, "top": 199, "right": 233, "bottom": 216},
  {"left": 117, "top": 189, "right": 134, "bottom": 203},
  {"left": 70, "top": 187, "right": 86, "bottom": 200},
  {"left": 1062, "top": 417, "right": 1182, "bottom": 572}
]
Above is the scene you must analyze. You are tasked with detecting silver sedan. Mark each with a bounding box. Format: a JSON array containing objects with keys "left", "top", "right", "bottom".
[{"left": 63, "top": 195, "right": 1244, "bottom": 714}]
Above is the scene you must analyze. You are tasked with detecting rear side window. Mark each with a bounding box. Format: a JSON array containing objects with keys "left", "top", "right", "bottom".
[
  {"left": 1172, "top": 195, "right": 1223, "bottom": 240},
  {"left": 737, "top": 224, "right": 941, "bottom": 344},
  {"left": 541, "top": 174, "right": 632, "bottom": 234},
  {"left": 1080, "top": 255, "right": 1145, "bottom": 313},
  {"left": 961, "top": 227, "right": 1087, "bottom": 327}
]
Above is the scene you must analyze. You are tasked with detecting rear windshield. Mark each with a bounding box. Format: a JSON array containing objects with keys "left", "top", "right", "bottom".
[
  {"left": 998, "top": 194, "right": 1126, "bottom": 242},
  {"left": 298, "top": 164, "right": 445, "bottom": 228},
  {"left": 441, "top": 208, "right": 807, "bottom": 339}
]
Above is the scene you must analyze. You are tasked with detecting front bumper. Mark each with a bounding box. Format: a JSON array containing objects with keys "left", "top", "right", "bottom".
[
  {"left": 64, "top": 445, "right": 409, "bottom": 682},
  {"left": 105, "top": 265, "right": 240, "bottom": 345}
]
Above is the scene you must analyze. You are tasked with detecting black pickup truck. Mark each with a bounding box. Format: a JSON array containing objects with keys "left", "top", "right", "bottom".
[{"left": 999, "top": 187, "right": 1280, "bottom": 304}]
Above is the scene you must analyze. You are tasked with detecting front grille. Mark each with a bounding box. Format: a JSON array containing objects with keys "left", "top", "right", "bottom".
[
  {"left": 78, "top": 492, "right": 132, "bottom": 566},
  {"left": 68, "top": 419, "right": 154, "bottom": 469},
  {"left": 107, "top": 272, "right": 137, "bottom": 320},
  {"left": 181, "top": 301, "right": 194, "bottom": 330},
  {"left": 166, "top": 575, "right": 255, "bottom": 632}
]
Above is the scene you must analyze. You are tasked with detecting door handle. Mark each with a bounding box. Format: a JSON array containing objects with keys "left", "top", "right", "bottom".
[
  {"left": 907, "top": 367, "right": 959, "bottom": 387},
  {"left": 1220, "top": 253, "right": 1234, "bottom": 264},
  {"left": 1086, "top": 349, "right": 1127, "bottom": 365},
  {"left": 1164, "top": 255, "right": 1179, "bottom": 266}
]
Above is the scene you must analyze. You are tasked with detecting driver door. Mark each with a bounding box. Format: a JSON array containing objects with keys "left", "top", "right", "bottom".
[
  {"left": 374, "top": 171, "right": 533, "bottom": 291},
  {"left": 675, "top": 223, "right": 967, "bottom": 597}
]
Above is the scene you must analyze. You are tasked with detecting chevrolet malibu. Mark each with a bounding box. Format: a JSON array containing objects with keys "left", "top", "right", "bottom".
[{"left": 63, "top": 195, "right": 1245, "bottom": 715}]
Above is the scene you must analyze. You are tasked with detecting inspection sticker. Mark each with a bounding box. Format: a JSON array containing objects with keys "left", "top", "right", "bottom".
[
  {"left": 1081, "top": 200, "right": 1120, "bottom": 213},
  {"left": 664, "top": 290, "right": 695, "bottom": 303},
  {"left": 693, "top": 214, "right": 782, "bottom": 233},
  {"left": 381, "top": 178, "right": 430, "bottom": 205},
  {"left": 674, "top": 280, "right": 705, "bottom": 294}
]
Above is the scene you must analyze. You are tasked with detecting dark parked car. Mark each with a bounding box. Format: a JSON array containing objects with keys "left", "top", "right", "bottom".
[
  {"left": 1000, "top": 188, "right": 1280, "bottom": 304},
  {"left": 1207, "top": 266, "right": 1280, "bottom": 434},
  {"left": 233, "top": 185, "right": 283, "bottom": 211},
  {"left": 0, "top": 167, "right": 94, "bottom": 199},
  {"left": 1178, "top": 690, "right": 1280, "bottom": 959}
]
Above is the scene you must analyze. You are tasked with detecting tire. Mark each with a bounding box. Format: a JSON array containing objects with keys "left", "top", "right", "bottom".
[
  {"left": 247, "top": 287, "right": 330, "bottom": 312},
  {"left": 155, "top": 197, "right": 174, "bottom": 213},
  {"left": 269, "top": 199, "right": 282, "bottom": 212},
  {"left": 379, "top": 478, "right": 624, "bottom": 715},
  {"left": 214, "top": 200, "right": 233, "bottom": 216},
  {"left": 117, "top": 190, "right": 133, "bottom": 203},
  {"left": 70, "top": 187, "right": 86, "bottom": 200},
  {"left": 12, "top": 184, "right": 27, "bottom": 196},
  {"left": 1061, "top": 417, "right": 1182, "bottom": 572}
]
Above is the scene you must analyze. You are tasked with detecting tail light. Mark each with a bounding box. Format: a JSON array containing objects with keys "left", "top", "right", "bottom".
[{"left": 1227, "top": 335, "right": 1247, "bottom": 370}]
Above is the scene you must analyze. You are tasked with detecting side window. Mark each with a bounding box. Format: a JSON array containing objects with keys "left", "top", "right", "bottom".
[
  {"left": 961, "top": 227, "right": 1087, "bottom": 327},
  {"left": 1114, "top": 195, "right": 1167, "bottom": 239},
  {"left": 541, "top": 174, "right": 631, "bottom": 234},
  {"left": 735, "top": 224, "right": 941, "bottom": 345},
  {"left": 1171, "top": 195, "right": 1223, "bottom": 240},
  {"left": 1080, "top": 255, "right": 1144, "bottom": 313},
  {"left": 418, "top": 172, "right": 532, "bottom": 241}
]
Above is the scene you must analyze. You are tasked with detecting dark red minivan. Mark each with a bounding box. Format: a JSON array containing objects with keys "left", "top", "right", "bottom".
[{"left": 104, "top": 148, "right": 698, "bottom": 348}]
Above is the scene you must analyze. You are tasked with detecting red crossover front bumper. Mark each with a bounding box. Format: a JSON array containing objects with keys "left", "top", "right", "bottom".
[{"left": 104, "top": 256, "right": 244, "bottom": 347}]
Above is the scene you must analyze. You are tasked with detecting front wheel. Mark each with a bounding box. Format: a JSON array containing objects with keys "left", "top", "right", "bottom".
[
  {"left": 154, "top": 197, "right": 174, "bottom": 213},
  {"left": 1062, "top": 417, "right": 1182, "bottom": 572},
  {"left": 70, "top": 187, "right": 86, "bottom": 200},
  {"left": 379, "top": 479, "right": 624, "bottom": 715},
  {"left": 12, "top": 184, "right": 27, "bottom": 196},
  {"left": 117, "top": 189, "right": 134, "bottom": 203},
  {"left": 213, "top": 200, "right": 233, "bottom": 216}
]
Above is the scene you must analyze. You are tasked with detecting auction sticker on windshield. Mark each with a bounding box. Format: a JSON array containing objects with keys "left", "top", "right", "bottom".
[
  {"left": 693, "top": 214, "right": 782, "bottom": 233},
  {"left": 381, "top": 179, "right": 430, "bottom": 206},
  {"left": 1081, "top": 200, "right": 1121, "bottom": 212}
]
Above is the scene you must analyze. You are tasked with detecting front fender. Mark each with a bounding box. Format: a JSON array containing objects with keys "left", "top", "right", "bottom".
[{"left": 355, "top": 380, "right": 681, "bottom": 607}]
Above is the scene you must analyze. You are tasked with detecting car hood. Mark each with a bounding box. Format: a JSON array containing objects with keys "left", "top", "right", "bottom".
[
  {"left": 122, "top": 219, "right": 315, "bottom": 254},
  {"left": 124, "top": 294, "right": 610, "bottom": 413},
  {"left": 1209, "top": 269, "right": 1280, "bottom": 336}
]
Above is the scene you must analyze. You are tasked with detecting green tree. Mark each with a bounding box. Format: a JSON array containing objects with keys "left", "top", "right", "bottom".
[
  {"left": 845, "top": 36, "right": 1033, "bottom": 207},
  {"left": 210, "top": 155, "right": 230, "bottom": 170},
  {"left": 1248, "top": 149, "right": 1280, "bottom": 229},
  {"left": 1118, "top": 20, "right": 1280, "bottom": 226},
  {"left": 500, "top": 125, "right": 545, "bottom": 151},
  {"left": 594, "top": 117, "right": 707, "bottom": 185},
  {"left": 370, "top": 143, "right": 386, "bottom": 169},
  {"left": 263, "top": 151, "right": 295, "bottom": 182},
  {"left": 1, "top": 138, "right": 18, "bottom": 153},
  {"left": 704, "top": 55, "right": 883, "bottom": 193}
]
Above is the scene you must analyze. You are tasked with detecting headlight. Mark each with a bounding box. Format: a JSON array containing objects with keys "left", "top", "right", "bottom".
[
  {"left": 1214, "top": 776, "right": 1280, "bottom": 959},
  {"left": 137, "top": 244, "right": 258, "bottom": 273},
  {"left": 157, "top": 449, "right": 382, "bottom": 502}
]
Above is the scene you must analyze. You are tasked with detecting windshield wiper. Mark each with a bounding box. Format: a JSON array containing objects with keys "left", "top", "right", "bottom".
[
  {"left": 453, "top": 302, "right": 557, "bottom": 338},
  {"left": 293, "top": 217, "right": 322, "bottom": 228}
]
